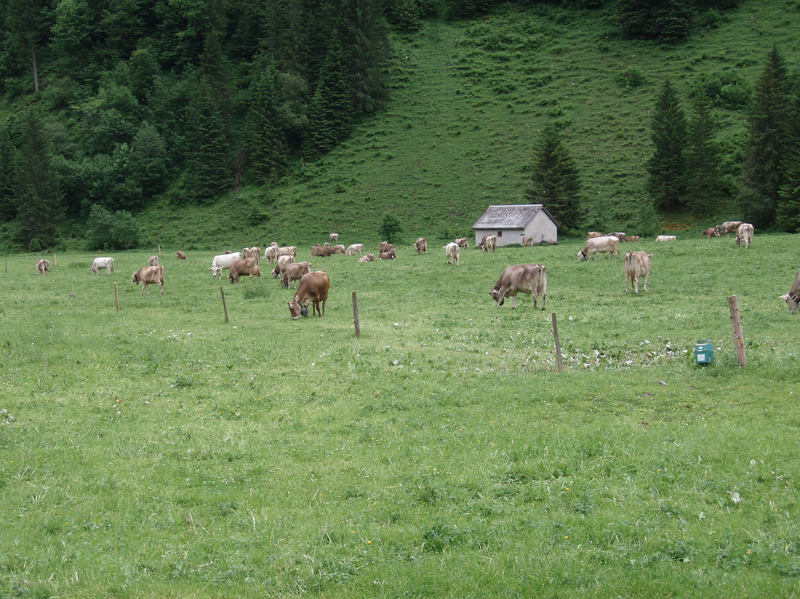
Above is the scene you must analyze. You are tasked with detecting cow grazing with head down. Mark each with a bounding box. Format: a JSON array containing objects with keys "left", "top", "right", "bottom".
[
  {"left": 414, "top": 237, "right": 428, "bottom": 254},
  {"left": 228, "top": 257, "right": 261, "bottom": 283},
  {"left": 490, "top": 264, "right": 546, "bottom": 310},
  {"left": 329, "top": 233, "right": 339, "bottom": 243},
  {"left": 281, "top": 261, "right": 312, "bottom": 289},
  {"left": 735, "top": 223, "right": 754, "bottom": 249},
  {"left": 624, "top": 251, "right": 652, "bottom": 294},
  {"left": 346, "top": 243, "right": 364, "bottom": 256},
  {"left": 701, "top": 227, "right": 719, "bottom": 238},
  {"left": 132, "top": 265, "right": 164, "bottom": 294},
  {"left": 578, "top": 236, "right": 619, "bottom": 261},
  {"left": 780, "top": 268, "right": 800, "bottom": 314},
  {"left": 479, "top": 234, "right": 497, "bottom": 253},
  {"left": 148, "top": 255, "right": 159, "bottom": 266},
  {"left": 36, "top": 259, "right": 49, "bottom": 275},
  {"left": 288, "top": 271, "right": 330, "bottom": 319},
  {"left": 444, "top": 242, "right": 460, "bottom": 265},
  {"left": 210, "top": 252, "right": 241, "bottom": 278},
  {"left": 91, "top": 257, "right": 114, "bottom": 275},
  {"left": 272, "top": 255, "right": 295, "bottom": 277},
  {"left": 176, "top": 251, "right": 186, "bottom": 260},
  {"left": 715, "top": 221, "right": 743, "bottom": 237}
]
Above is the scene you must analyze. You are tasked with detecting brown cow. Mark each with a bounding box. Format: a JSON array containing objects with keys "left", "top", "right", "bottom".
[
  {"left": 622, "top": 235, "right": 640, "bottom": 243},
  {"left": 624, "top": 251, "right": 652, "bottom": 294},
  {"left": 522, "top": 236, "right": 534, "bottom": 247},
  {"left": 479, "top": 234, "right": 497, "bottom": 253},
  {"left": 780, "top": 268, "right": 800, "bottom": 314},
  {"left": 288, "top": 271, "right": 330, "bottom": 319},
  {"left": 490, "top": 264, "right": 546, "bottom": 310},
  {"left": 132, "top": 265, "right": 164, "bottom": 294},
  {"left": 148, "top": 255, "right": 159, "bottom": 266},
  {"left": 265, "top": 243, "right": 279, "bottom": 262},
  {"left": 281, "top": 261, "right": 312, "bottom": 289},
  {"left": 379, "top": 241, "right": 395, "bottom": 254},
  {"left": 311, "top": 244, "right": 334, "bottom": 257},
  {"left": 176, "top": 250, "right": 187, "bottom": 260},
  {"left": 715, "top": 221, "right": 743, "bottom": 237},
  {"left": 587, "top": 231, "right": 605, "bottom": 239},
  {"left": 414, "top": 237, "right": 428, "bottom": 254},
  {"left": 701, "top": 227, "right": 719, "bottom": 238},
  {"left": 228, "top": 257, "right": 261, "bottom": 283},
  {"left": 379, "top": 250, "right": 396, "bottom": 260},
  {"left": 359, "top": 254, "right": 376, "bottom": 263},
  {"left": 578, "top": 236, "right": 619, "bottom": 260},
  {"left": 36, "top": 259, "right": 49, "bottom": 275},
  {"left": 455, "top": 237, "right": 469, "bottom": 248},
  {"left": 329, "top": 233, "right": 339, "bottom": 243}
]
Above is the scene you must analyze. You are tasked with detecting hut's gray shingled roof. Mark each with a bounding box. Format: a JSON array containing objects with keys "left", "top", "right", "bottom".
[{"left": 472, "top": 204, "right": 556, "bottom": 229}]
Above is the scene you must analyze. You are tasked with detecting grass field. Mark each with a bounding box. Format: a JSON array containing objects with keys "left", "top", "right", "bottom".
[{"left": 2, "top": 233, "right": 799, "bottom": 597}]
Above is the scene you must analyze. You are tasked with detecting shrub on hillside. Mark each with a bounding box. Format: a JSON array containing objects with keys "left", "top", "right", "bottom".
[
  {"left": 379, "top": 214, "right": 403, "bottom": 243},
  {"left": 85, "top": 204, "right": 141, "bottom": 250}
]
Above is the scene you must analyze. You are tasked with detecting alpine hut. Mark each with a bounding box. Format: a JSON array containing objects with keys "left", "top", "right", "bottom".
[{"left": 472, "top": 204, "right": 558, "bottom": 247}]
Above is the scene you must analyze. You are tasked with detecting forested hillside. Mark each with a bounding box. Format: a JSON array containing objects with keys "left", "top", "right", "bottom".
[{"left": 1, "top": 0, "right": 799, "bottom": 251}]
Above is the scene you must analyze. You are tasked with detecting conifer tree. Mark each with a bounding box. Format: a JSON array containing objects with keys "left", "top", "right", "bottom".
[
  {"left": 339, "top": 0, "right": 390, "bottom": 114},
  {"left": 526, "top": 127, "right": 582, "bottom": 232},
  {"left": 249, "top": 61, "right": 287, "bottom": 182},
  {"left": 685, "top": 92, "right": 723, "bottom": 215},
  {"left": 13, "top": 107, "right": 65, "bottom": 249},
  {"left": 740, "top": 45, "right": 792, "bottom": 228},
  {"left": 647, "top": 79, "right": 688, "bottom": 212},
  {"left": 777, "top": 86, "right": 800, "bottom": 232},
  {"left": 0, "top": 124, "right": 15, "bottom": 220},
  {"left": 188, "top": 81, "right": 231, "bottom": 202},
  {"left": 306, "top": 38, "right": 353, "bottom": 156}
]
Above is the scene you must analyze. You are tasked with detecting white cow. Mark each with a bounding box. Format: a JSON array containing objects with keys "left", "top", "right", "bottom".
[
  {"left": 91, "top": 257, "right": 114, "bottom": 275},
  {"left": 578, "top": 236, "right": 619, "bottom": 261},
  {"left": 735, "top": 223, "right": 754, "bottom": 249},
  {"left": 444, "top": 242, "right": 460, "bottom": 265},
  {"left": 264, "top": 243, "right": 279, "bottom": 263},
  {"left": 346, "top": 243, "right": 364, "bottom": 256},
  {"left": 148, "top": 255, "right": 159, "bottom": 266},
  {"left": 209, "top": 252, "right": 242, "bottom": 278},
  {"left": 624, "top": 251, "right": 652, "bottom": 294},
  {"left": 656, "top": 235, "right": 677, "bottom": 242}
]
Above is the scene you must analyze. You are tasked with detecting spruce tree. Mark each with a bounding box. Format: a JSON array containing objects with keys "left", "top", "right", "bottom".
[
  {"left": 777, "top": 86, "right": 800, "bottom": 232},
  {"left": 647, "top": 79, "right": 688, "bottom": 212},
  {"left": 526, "top": 127, "right": 582, "bottom": 232},
  {"left": 339, "top": 0, "right": 390, "bottom": 114},
  {"left": 0, "top": 124, "right": 15, "bottom": 220},
  {"left": 188, "top": 81, "right": 231, "bottom": 202},
  {"left": 306, "top": 38, "right": 353, "bottom": 156},
  {"left": 249, "top": 61, "right": 287, "bottom": 182},
  {"left": 741, "top": 45, "right": 792, "bottom": 228},
  {"left": 685, "top": 92, "right": 723, "bottom": 215},
  {"left": 13, "top": 107, "right": 65, "bottom": 249}
]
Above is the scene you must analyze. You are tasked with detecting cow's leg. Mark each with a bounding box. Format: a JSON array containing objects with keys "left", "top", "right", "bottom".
[
  {"left": 511, "top": 295, "right": 517, "bottom": 309},
  {"left": 634, "top": 275, "right": 639, "bottom": 294},
  {"left": 642, "top": 273, "right": 648, "bottom": 292},
  {"left": 541, "top": 290, "right": 546, "bottom": 311}
]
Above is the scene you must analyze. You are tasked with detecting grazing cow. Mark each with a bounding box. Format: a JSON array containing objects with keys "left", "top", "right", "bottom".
[
  {"left": 479, "top": 234, "right": 497, "bottom": 253},
  {"left": 228, "top": 257, "right": 261, "bottom": 283},
  {"left": 522, "top": 236, "right": 534, "bottom": 247},
  {"left": 311, "top": 244, "right": 334, "bottom": 257},
  {"left": 780, "top": 268, "right": 800, "bottom": 314},
  {"left": 264, "top": 243, "right": 279, "bottom": 263},
  {"left": 379, "top": 250, "right": 396, "bottom": 260},
  {"left": 272, "top": 255, "right": 295, "bottom": 277},
  {"left": 587, "top": 231, "right": 604, "bottom": 239},
  {"left": 176, "top": 251, "right": 186, "bottom": 260},
  {"left": 701, "top": 227, "right": 719, "bottom": 238},
  {"left": 444, "top": 242, "right": 460, "bottom": 265},
  {"left": 329, "top": 233, "right": 339, "bottom": 243},
  {"left": 578, "top": 236, "right": 619, "bottom": 261},
  {"left": 735, "top": 223, "right": 754, "bottom": 249},
  {"left": 209, "top": 252, "right": 241, "bottom": 278},
  {"left": 148, "top": 255, "right": 159, "bottom": 266},
  {"left": 132, "top": 264, "right": 164, "bottom": 295},
  {"left": 624, "top": 251, "right": 652, "bottom": 294},
  {"left": 490, "top": 264, "right": 547, "bottom": 310},
  {"left": 242, "top": 247, "right": 261, "bottom": 260},
  {"left": 656, "top": 235, "right": 677, "bottom": 242},
  {"left": 455, "top": 237, "right": 469, "bottom": 248},
  {"left": 331, "top": 244, "right": 346, "bottom": 255},
  {"left": 36, "top": 259, "right": 49, "bottom": 275},
  {"left": 91, "top": 257, "right": 114, "bottom": 275},
  {"left": 715, "top": 221, "right": 743, "bottom": 237},
  {"left": 414, "top": 237, "right": 428, "bottom": 254},
  {"left": 277, "top": 246, "right": 297, "bottom": 258},
  {"left": 379, "top": 241, "right": 395, "bottom": 254},
  {"left": 622, "top": 235, "right": 640, "bottom": 243},
  {"left": 281, "top": 261, "right": 312, "bottom": 289},
  {"left": 359, "top": 254, "right": 376, "bottom": 263},
  {"left": 346, "top": 243, "right": 364, "bottom": 256},
  {"left": 288, "top": 271, "right": 330, "bottom": 319}
]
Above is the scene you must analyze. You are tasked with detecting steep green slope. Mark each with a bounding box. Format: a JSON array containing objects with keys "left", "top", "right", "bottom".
[{"left": 138, "top": 1, "right": 800, "bottom": 249}]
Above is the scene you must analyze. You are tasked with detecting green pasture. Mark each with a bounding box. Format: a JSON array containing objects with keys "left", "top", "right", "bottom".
[{"left": 1, "top": 235, "right": 799, "bottom": 597}]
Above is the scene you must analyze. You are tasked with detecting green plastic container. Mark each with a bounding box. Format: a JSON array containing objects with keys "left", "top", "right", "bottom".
[{"left": 695, "top": 339, "right": 714, "bottom": 365}]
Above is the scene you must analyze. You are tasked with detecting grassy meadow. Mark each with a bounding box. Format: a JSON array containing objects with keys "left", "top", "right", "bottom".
[
  {"left": 2, "top": 234, "right": 800, "bottom": 597},
  {"left": 135, "top": 0, "right": 800, "bottom": 247}
]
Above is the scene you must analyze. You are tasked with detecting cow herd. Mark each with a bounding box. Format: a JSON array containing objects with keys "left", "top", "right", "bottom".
[{"left": 30, "top": 223, "right": 800, "bottom": 316}]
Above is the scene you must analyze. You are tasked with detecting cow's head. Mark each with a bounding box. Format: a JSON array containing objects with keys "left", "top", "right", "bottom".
[
  {"left": 577, "top": 251, "right": 586, "bottom": 261},
  {"left": 288, "top": 300, "right": 308, "bottom": 319},
  {"left": 735, "top": 235, "right": 741, "bottom": 245},
  {"left": 781, "top": 293, "right": 799, "bottom": 314},
  {"left": 132, "top": 272, "right": 140, "bottom": 285},
  {"left": 210, "top": 266, "right": 221, "bottom": 278},
  {"left": 490, "top": 288, "right": 504, "bottom": 306}
]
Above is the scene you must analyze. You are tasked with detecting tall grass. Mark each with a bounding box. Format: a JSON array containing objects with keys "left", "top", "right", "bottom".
[{"left": 1, "top": 233, "right": 799, "bottom": 597}]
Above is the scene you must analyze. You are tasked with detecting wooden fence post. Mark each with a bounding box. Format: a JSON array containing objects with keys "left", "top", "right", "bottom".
[
  {"left": 552, "top": 312, "right": 564, "bottom": 372},
  {"left": 158, "top": 244, "right": 161, "bottom": 256},
  {"left": 728, "top": 295, "right": 747, "bottom": 367},
  {"left": 220, "top": 286, "right": 229, "bottom": 323},
  {"left": 352, "top": 292, "right": 360, "bottom": 338},
  {"left": 54, "top": 254, "right": 57, "bottom": 267},
  {"left": 114, "top": 282, "right": 119, "bottom": 313}
]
